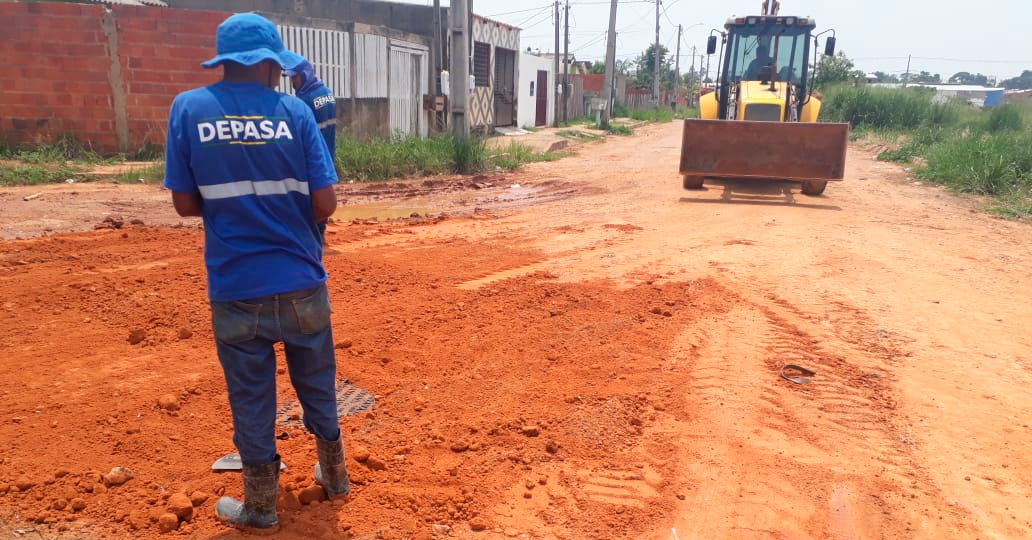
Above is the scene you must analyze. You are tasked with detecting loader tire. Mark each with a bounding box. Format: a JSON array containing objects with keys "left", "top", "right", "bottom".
[
  {"left": 682, "top": 175, "right": 705, "bottom": 189},
  {"left": 800, "top": 180, "right": 827, "bottom": 196}
]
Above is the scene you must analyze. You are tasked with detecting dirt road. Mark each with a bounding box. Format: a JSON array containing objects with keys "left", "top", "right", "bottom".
[{"left": 1, "top": 122, "right": 1030, "bottom": 540}]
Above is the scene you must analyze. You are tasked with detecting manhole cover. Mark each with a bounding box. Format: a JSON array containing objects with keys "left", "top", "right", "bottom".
[{"left": 276, "top": 379, "right": 375, "bottom": 427}]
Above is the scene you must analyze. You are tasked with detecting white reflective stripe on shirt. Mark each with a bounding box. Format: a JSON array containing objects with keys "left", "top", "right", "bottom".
[
  {"left": 317, "top": 118, "right": 337, "bottom": 130},
  {"left": 198, "top": 178, "right": 310, "bottom": 200}
]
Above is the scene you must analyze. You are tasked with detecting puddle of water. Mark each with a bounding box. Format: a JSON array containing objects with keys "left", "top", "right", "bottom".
[{"left": 332, "top": 203, "right": 429, "bottom": 221}]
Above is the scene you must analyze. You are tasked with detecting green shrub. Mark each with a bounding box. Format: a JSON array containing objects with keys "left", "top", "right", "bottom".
[
  {"left": 987, "top": 104, "right": 1025, "bottom": 132},
  {"left": 822, "top": 86, "right": 959, "bottom": 129},
  {"left": 628, "top": 107, "right": 675, "bottom": 123},
  {"left": 915, "top": 131, "right": 1032, "bottom": 196}
]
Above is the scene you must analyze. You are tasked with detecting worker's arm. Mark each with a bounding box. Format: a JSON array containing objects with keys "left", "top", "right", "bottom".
[
  {"left": 164, "top": 96, "right": 203, "bottom": 217},
  {"left": 171, "top": 191, "right": 203, "bottom": 217},
  {"left": 311, "top": 185, "right": 336, "bottom": 222},
  {"left": 299, "top": 99, "right": 339, "bottom": 223}
]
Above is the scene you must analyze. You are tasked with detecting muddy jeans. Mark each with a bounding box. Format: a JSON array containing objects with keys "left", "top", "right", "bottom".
[{"left": 211, "top": 283, "right": 340, "bottom": 465}]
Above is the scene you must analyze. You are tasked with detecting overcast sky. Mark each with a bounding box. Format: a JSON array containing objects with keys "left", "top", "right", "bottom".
[{"left": 394, "top": 0, "right": 1031, "bottom": 82}]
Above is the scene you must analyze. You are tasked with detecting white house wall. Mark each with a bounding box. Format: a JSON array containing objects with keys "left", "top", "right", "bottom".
[
  {"left": 517, "top": 53, "right": 554, "bottom": 128},
  {"left": 276, "top": 23, "right": 432, "bottom": 138}
]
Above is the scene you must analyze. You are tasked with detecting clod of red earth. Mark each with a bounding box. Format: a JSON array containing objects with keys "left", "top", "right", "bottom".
[
  {"left": 521, "top": 425, "right": 540, "bottom": 437},
  {"left": 450, "top": 441, "right": 469, "bottom": 453},
  {"left": 127, "top": 329, "right": 147, "bottom": 345},
  {"left": 279, "top": 489, "right": 302, "bottom": 511},
  {"left": 52, "top": 498, "right": 68, "bottom": 510},
  {"left": 469, "top": 517, "right": 490, "bottom": 531},
  {"left": 15, "top": 477, "right": 35, "bottom": 491},
  {"left": 156, "top": 394, "right": 180, "bottom": 411},
  {"left": 156, "top": 512, "right": 179, "bottom": 533},
  {"left": 188, "top": 490, "right": 209, "bottom": 507},
  {"left": 102, "top": 467, "right": 133, "bottom": 487},
  {"left": 177, "top": 328, "right": 192, "bottom": 340},
  {"left": 127, "top": 510, "right": 150, "bottom": 530},
  {"left": 544, "top": 440, "right": 560, "bottom": 454},
  {"left": 335, "top": 339, "right": 353, "bottom": 349},
  {"left": 351, "top": 446, "right": 370, "bottom": 462},
  {"left": 297, "top": 485, "right": 327, "bottom": 505},
  {"left": 70, "top": 497, "right": 87, "bottom": 512},
  {"left": 167, "top": 492, "right": 193, "bottom": 522},
  {"left": 364, "top": 455, "right": 388, "bottom": 471}
]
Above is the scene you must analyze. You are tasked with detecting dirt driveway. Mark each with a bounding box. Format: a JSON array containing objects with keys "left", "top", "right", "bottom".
[{"left": 1, "top": 122, "right": 1030, "bottom": 540}]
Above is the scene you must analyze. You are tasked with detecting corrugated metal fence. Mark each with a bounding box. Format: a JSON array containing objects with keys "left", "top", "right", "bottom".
[
  {"left": 276, "top": 24, "right": 429, "bottom": 138},
  {"left": 277, "top": 25, "right": 350, "bottom": 99}
]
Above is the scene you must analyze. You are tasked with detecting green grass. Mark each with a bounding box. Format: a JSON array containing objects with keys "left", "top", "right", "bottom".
[
  {"left": 0, "top": 135, "right": 115, "bottom": 165},
  {"left": 113, "top": 162, "right": 165, "bottom": 184},
  {"left": 336, "top": 134, "right": 462, "bottom": 181},
  {"left": 559, "top": 116, "right": 594, "bottom": 128},
  {"left": 840, "top": 86, "right": 1032, "bottom": 218},
  {"left": 0, "top": 163, "right": 86, "bottom": 186},
  {"left": 490, "top": 142, "right": 566, "bottom": 171},
  {"left": 628, "top": 107, "right": 675, "bottom": 123},
  {"left": 606, "top": 124, "right": 633, "bottom": 136},
  {"left": 335, "top": 134, "right": 566, "bottom": 181},
  {"left": 556, "top": 129, "right": 603, "bottom": 142}
]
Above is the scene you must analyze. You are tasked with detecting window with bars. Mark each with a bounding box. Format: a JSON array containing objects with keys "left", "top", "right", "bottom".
[{"left": 473, "top": 42, "right": 491, "bottom": 87}]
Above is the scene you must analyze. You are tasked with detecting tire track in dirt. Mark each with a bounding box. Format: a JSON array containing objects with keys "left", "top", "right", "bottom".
[{"left": 667, "top": 278, "right": 979, "bottom": 540}]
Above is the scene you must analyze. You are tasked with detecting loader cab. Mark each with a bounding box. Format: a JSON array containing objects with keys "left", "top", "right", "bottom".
[{"left": 712, "top": 16, "right": 817, "bottom": 121}]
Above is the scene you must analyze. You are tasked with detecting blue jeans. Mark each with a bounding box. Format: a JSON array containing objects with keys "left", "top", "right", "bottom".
[{"left": 211, "top": 283, "right": 340, "bottom": 465}]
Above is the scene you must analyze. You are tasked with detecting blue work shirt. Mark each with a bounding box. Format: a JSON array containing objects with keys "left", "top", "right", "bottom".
[
  {"left": 297, "top": 85, "right": 336, "bottom": 154},
  {"left": 163, "top": 81, "right": 338, "bottom": 302}
]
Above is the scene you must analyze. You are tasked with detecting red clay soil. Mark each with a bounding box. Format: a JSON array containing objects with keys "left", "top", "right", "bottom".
[
  {"left": 0, "top": 224, "right": 739, "bottom": 540},
  {"left": 2, "top": 123, "right": 1031, "bottom": 540}
]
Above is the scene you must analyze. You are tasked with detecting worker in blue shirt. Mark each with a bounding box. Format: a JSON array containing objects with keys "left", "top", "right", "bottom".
[
  {"left": 163, "top": 13, "right": 350, "bottom": 532},
  {"left": 286, "top": 60, "right": 336, "bottom": 245}
]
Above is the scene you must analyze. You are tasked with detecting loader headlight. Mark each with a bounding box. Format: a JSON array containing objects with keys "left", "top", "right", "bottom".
[
  {"left": 747, "top": 16, "right": 758, "bottom": 25},
  {"left": 785, "top": 17, "right": 796, "bottom": 25}
]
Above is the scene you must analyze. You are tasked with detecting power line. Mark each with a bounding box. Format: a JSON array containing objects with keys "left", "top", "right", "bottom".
[{"left": 485, "top": 3, "right": 557, "bottom": 18}]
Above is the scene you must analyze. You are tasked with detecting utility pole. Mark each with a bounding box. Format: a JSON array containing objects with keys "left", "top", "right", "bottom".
[
  {"left": 903, "top": 54, "right": 912, "bottom": 87},
  {"left": 563, "top": 0, "right": 570, "bottom": 123},
  {"left": 600, "top": 0, "right": 619, "bottom": 129},
  {"left": 553, "top": 1, "right": 560, "bottom": 127},
  {"left": 449, "top": 0, "right": 469, "bottom": 138},
  {"left": 688, "top": 46, "right": 696, "bottom": 107},
  {"left": 674, "top": 23, "right": 682, "bottom": 110},
  {"left": 432, "top": 0, "right": 443, "bottom": 131},
  {"left": 653, "top": 0, "right": 661, "bottom": 106}
]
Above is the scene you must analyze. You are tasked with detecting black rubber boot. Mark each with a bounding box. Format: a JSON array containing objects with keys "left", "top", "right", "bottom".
[
  {"left": 215, "top": 456, "right": 280, "bottom": 533},
  {"left": 314, "top": 436, "right": 351, "bottom": 498}
]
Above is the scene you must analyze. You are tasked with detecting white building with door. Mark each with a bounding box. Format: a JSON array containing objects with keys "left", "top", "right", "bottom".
[
  {"left": 518, "top": 52, "right": 555, "bottom": 129},
  {"left": 276, "top": 20, "right": 431, "bottom": 139}
]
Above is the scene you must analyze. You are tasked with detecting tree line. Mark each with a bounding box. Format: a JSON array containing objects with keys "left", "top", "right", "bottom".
[{"left": 593, "top": 45, "right": 1032, "bottom": 92}]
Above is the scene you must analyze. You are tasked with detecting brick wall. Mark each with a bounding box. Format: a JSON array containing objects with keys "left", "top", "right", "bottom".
[{"left": 0, "top": 2, "right": 227, "bottom": 154}]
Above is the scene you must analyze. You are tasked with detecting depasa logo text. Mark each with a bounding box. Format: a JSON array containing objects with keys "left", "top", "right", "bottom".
[{"left": 197, "top": 115, "right": 295, "bottom": 145}]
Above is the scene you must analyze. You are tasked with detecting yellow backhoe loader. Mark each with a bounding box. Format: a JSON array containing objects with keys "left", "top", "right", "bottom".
[{"left": 680, "top": 1, "right": 848, "bottom": 195}]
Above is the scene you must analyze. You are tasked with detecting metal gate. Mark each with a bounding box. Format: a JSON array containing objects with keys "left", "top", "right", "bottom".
[
  {"left": 276, "top": 25, "right": 349, "bottom": 98},
  {"left": 389, "top": 40, "right": 429, "bottom": 138},
  {"left": 493, "top": 47, "right": 516, "bottom": 127}
]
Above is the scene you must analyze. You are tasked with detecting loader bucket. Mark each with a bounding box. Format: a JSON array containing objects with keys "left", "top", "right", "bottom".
[{"left": 679, "top": 119, "right": 849, "bottom": 181}]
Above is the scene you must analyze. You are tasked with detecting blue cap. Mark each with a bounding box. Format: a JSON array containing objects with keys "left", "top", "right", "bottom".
[{"left": 201, "top": 13, "right": 304, "bottom": 70}]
